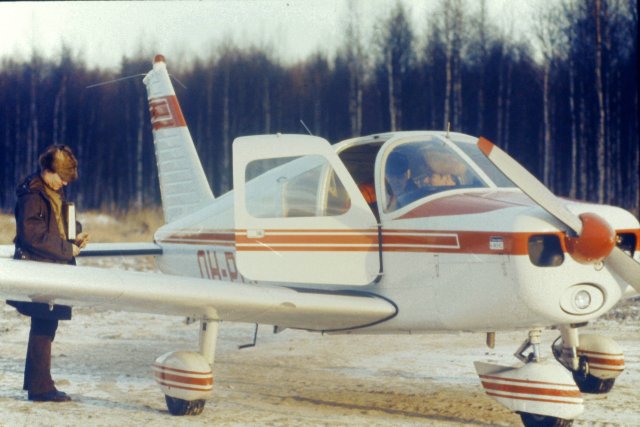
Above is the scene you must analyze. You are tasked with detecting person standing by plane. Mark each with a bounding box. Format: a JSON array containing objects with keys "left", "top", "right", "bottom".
[{"left": 7, "top": 145, "right": 89, "bottom": 402}]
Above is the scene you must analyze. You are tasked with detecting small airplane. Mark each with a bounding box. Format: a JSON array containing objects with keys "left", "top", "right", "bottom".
[{"left": 0, "top": 54, "right": 638, "bottom": 426}]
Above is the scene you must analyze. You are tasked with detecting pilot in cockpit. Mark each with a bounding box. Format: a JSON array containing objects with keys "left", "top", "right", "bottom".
[
  {"left": 420, "top": 148, "right": 468, "bottom": 187},
  {"left": 385, "top": 151, "right": 418, "bottom": 210}
]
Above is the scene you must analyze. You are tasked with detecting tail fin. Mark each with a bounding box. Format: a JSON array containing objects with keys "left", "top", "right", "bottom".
[{"left": 143, "top": 54, "right": 214, "bottom": 223}]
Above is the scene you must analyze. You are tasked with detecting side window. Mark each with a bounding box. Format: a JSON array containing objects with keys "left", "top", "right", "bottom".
[{"left": 245, "top": 155, "right": 350, "bottom": 218}]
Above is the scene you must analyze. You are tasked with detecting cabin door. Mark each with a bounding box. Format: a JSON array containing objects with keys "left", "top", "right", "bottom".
[{"left": 233, "top": 134, "right": 380, "bottom": 286}]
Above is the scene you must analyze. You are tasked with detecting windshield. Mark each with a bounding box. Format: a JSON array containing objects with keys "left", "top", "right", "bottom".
[
  {"left": 451, "top": 139, "right": 516, "bottom": 188},
  {"left": 383, "top": 137, "right": 487, "bottom": 212}
]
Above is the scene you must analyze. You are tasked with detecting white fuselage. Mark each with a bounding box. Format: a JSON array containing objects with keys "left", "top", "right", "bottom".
[{"left": 152, "top": 132, "right": 640, "bottom": 334}]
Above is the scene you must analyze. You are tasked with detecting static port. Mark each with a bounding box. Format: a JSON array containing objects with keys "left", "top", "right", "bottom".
[{"left": 528, "top": 234, "right": 564, "bottom": 267}]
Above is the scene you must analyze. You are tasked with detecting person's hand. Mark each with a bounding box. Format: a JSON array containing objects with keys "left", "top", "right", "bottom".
[
  {"left": 75, "top": 232, "right": 90, "bottom": 249},
  {"left": 72, "top": 244, "right": 81, "bottom": 257}
]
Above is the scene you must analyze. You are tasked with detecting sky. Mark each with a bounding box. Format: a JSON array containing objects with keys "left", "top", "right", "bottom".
[{"left": 0, "top": 0, "right": 535, "bottom": 70}]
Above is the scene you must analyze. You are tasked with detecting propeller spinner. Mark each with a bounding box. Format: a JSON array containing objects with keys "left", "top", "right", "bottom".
[{"left": 477, "top": 137, "right": 640, "bottom": 293}]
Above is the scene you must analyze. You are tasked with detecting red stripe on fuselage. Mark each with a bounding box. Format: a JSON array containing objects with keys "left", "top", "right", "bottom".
[
  {"left": 399, "top": 191, "right": 536, "bottom": 219},
  {"left": 156, "top": 227, "right": 637, "bottom": 256}
]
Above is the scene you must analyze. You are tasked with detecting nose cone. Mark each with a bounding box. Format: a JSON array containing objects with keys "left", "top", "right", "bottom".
[{"left": 565, "top": 212, "right": 616, "bottom": 264}]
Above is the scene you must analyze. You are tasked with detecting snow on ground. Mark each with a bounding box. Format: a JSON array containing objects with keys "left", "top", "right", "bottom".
[
  {"left": 0, "top": 245, "right": 638, "bottom": 426},
  {"left": 1, "top": 301, "right": 638, "bottom": 425},
  {"left": 0, "top": 305, "right": 638, "bottom": 427}
]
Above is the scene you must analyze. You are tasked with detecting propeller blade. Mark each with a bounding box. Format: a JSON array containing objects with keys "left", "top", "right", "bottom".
[
  {"left": 477, "top": 137, "right": 583, "bottom": 234},
  {"left": 606, "top": 247, "right": 640, "bottom": 293}
]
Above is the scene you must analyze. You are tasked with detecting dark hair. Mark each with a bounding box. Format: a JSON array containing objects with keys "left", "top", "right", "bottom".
[
  {"left": 386, "top": 152, "right": 409, "bottom": 177},
  {"left": 38, "top": 144, "right": 78, "bottom": 182}
]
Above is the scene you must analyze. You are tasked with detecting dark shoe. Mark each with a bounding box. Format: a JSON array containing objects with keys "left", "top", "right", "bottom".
[{"left": 28, "top": 389, "right": 71, "bottom": 402}]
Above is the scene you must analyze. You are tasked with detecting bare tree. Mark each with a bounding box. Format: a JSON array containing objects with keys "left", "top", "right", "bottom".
[
  {"left": 375, "top": 2, "right": 415, "bottom": 131},
  {"left": 345, "top": 0, "right": 367, "bottom": 136}
]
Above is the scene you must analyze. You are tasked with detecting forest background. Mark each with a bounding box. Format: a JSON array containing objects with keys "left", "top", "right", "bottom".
[{"left": 0, "top": 0, "right": 637, "bottom": 216}]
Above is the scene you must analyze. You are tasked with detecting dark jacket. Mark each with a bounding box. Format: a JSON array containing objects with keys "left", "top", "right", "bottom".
[{"left": 7, "top": 173, "right": 80, "bottom": 320}]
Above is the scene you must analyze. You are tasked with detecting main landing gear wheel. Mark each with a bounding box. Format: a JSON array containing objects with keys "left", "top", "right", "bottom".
[
  {"left": 519, "top": 412, "right": 573, "bottom": 427},
  {"left": 165, "top": 395, "right": 206, "bottom": 416}
]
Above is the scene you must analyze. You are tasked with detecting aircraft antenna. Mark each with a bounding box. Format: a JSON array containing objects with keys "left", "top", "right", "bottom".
[
  {"left": 446, "top": 122, "right": 451, "bottom": 139},
  {"left": 85, "top": 74, "right": 146, "bottom": 89},
  {"left": 300, "top": 120, "right": 314, "bottom": 136},
  {"left": 86, "top": 73, "right": 186, "bottom": 90},
  {"left": 169, "top": 75, "right": 187, "bottom": 90}
]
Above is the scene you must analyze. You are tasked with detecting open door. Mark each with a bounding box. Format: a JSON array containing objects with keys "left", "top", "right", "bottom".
[{"left": 233, "top": 134, "right": 380, "bottom": 286}]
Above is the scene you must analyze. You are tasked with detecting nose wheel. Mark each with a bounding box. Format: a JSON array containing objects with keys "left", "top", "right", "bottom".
[
  {"left": 553, "top": 328, "right": 623, "bottom": 394},
  {"left": 572, "top": 356, "right": 616, "bottom": 394}
]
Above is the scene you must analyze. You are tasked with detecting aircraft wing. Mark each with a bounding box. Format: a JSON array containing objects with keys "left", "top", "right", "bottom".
[{"left": 0, "top": 258, "right": 396, "bottom": 332}]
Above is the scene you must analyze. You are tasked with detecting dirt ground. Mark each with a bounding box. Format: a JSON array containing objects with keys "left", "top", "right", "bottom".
[{"left": 0, "top": 212, "right": 638, "bottom": 426}]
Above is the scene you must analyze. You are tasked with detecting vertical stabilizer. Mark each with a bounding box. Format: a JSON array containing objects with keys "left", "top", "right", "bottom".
[{"left": 143, "top": 54, "right": 215, "bottom": 223}]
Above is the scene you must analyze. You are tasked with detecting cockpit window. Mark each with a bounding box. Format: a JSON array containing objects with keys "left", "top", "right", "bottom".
[{"left": 383, "top": 138, "right": 487, "bottom": 212}]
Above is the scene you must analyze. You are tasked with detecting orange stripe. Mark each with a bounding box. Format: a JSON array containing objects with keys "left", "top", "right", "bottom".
[
  {"left": 236, "top": 234, "right": 378, "bottom": 245},
  {"left": 156, "top": 228, "right": 611, "bottom": 257},
  {"left": 154, "top": 372, "right": 213, "bottom": 386},
  {"left": 153, "top": 364, "right": 211, "bottom": 376},
  {"left": 156, "top": 380, "right": 213, "bottom": 392},
  {"left": 479, "top": 374, "right": 575, "bottom": 387},
  {"left": 381, "top": 234, "right": 458, "bottom": 246},
  {"left": 588, "top": 366, "right": 624, "bottom": 372},
  {"left": 149, "top": 95, "right": 186, "bottom": 130},
  {"left": 579, "top": 356, "right": 625, "bottom": 366},
  {"left": 486, "top": 391, "right": 581, "bottom": 405},
  {"left": 235, "top": 229, "right": 373, "bottom": 233},
  {"left": 481, "top": 381, "right": 581, "bottom": 398},
  {"left": 235, "top": 230, "right": 532, "bottom": 255},
  {"left": 577, "top": 349, "right": 624, "bottom": 357},
  {"left": 237, "top": 246, "right": 378, "bottom": 252}
]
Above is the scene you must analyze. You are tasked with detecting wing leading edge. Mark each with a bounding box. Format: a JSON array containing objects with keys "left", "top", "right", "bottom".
[{"left": 0, "top": 258, "right": 396, "bottom": 332}]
